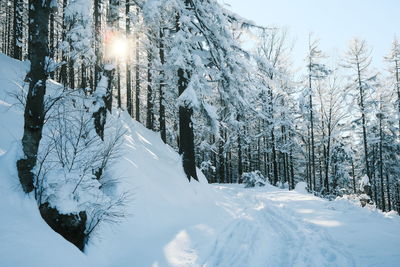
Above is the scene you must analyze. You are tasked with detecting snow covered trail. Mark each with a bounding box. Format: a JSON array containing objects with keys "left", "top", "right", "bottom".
[{"left": 204, "top": 184, "right": 400, "bottom": 267}]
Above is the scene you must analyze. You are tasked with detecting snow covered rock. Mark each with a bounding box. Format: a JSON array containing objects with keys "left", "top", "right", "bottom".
[
  {"left": 295, "top": 181, "right": 308, "bottom": 194},
  {"left": 242, "top": 170, "right": 267, "bottom": 188}
]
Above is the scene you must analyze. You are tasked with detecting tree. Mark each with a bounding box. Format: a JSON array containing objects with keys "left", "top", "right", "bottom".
[
  {"left": 17, "top": 0, "right": 52, "bottom": 193},
  {"left": 126, "top": 0, "right": 133, "bottom": 116},
  {"left": 134, "top": 6, "right": 141, "bottom": 122},
  {"left": 146, "top": 35, "right": 155, "bottom": 130},
  {"left": 344, "top": 38, "right": 374, "bottom": 196},
  {"left": 159, "top": 27, "right": 167, "bottom": 143},
  {"left": 385, "top": 37, "right": 400, "bottom": 135},
  {"left": 12, "top": 0, "right": 23, "bottom": 60},
  {"left": 305, "top": 34, "right": 331, "bottom": 192},
  {"left": 315, "top": 75, "right": 348, "bottom": 194},
  {"left": 92, "top": 0, "right": 115, "bottom": 140},
  {"left": 254, "top": 28, "right": 297, "bottom": 187},
  {"left": 63, "top": 0, "right": 95, "bottom": 91},
  {"left": 175, "top": 0, "right": 198, "bottom": 181}
]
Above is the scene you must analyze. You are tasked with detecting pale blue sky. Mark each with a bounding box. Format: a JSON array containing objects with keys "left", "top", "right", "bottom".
[{"left": 223, "top": 0, "right": 400, "bottom": 71}]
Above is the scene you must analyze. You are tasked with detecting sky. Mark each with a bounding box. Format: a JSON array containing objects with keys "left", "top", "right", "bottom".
[{"left": 223, "top": 0, "right": 400, "bottom": 72}]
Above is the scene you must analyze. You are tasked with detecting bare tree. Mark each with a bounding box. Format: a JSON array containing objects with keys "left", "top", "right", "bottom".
[{"left": 344, "top": 38, "right": 373, "bottom": 189}]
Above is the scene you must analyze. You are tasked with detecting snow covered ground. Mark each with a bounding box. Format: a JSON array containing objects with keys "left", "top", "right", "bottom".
[
  {"left": 206, "top": 184, "right": 400, "bottom": 267},
  {"left": 1, "top": 53, "right": 400, "bottom": 267}
]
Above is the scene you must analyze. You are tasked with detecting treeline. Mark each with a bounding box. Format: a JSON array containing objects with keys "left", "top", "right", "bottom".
[{"left": 0, "top": 0, "right": 399, "bottom": 232}]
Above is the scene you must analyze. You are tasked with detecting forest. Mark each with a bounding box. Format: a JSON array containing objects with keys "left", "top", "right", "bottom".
[{"left": 0, "top": 0, "right": 400, "bottom": 266}]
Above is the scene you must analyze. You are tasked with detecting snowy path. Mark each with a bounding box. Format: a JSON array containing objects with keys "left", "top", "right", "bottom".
[{"left": 202, "top": 184, "right": 399, "bottom": 267}]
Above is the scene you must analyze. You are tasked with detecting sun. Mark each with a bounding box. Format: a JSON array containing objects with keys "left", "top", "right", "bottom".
[
  {"left": 110, "top": 37, "right": 128, "bottom": 59},
  {"left": 105, "top": 31, "right": 129, "bottom": 61}
]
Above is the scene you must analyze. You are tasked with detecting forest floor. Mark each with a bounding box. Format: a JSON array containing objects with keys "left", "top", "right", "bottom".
[{"left": 1, "top": 53, "right": 400, "bottom": 267}]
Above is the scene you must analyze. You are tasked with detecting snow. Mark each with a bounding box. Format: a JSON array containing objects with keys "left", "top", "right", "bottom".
[
  {"left": 360, "top": 174, "right": 371, "bottom": 191},
  {"left": 295, "top": 181, "right": 308, "bottom": 194},
  {"left": 1, "top": 53, "right": 400, "bottom": 266}
]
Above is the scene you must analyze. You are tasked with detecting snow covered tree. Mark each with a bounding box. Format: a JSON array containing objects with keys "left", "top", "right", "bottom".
[
  {"left": 385, "top": 37, "right": 400, "bottom": 135},
  {"left": 304, "top": 34, "right": 331, "bottom": 192},
  {"left": 343, "top": 38, "right": 374, "bottom": 197},
  {"left": 12, "top": 0, "right": 24, "bottom": 60},
  {"left": 17, "top": 0, "right": 53, "bottom": 193},
  {"left": 252, "top": 28, "right": 297, "bottom": 187},
  {"left": 62, "top": 0, "right": 95, "bottom": 91},
  {"left": 141, "top": 0, "right": 257, "bottom": 182},
  {"left": 314, "top": 74, "right": 349, "bottom": 195}
]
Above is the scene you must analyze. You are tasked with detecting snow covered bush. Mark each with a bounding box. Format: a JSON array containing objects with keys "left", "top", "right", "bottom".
[
  {"left": 338, "top": 194, "right": 374, "bottom": 209},
  {"left": 29, "top": 86, "right": 129, "bottom": 249},
  {"left": 336, "top": 175, "right": 373, "bottom": 208},
  {"left": 242, "top": 171, "right": 267, "bottom": 188}
]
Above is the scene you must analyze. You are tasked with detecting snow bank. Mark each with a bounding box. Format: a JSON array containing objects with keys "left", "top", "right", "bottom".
[
  {"left": 85, "top": 112, "right": 227, "bottom": 267},
  {"left": 0, "top": 53, "right": 227, "bottom": 266},
  {"left": 0, "top": 54, "right": 90, "bottom": 266}
]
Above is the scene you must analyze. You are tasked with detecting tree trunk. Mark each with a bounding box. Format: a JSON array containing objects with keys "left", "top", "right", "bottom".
[
  {"left": 146, "top": 50, "right": 154, "bottom": 129},
  {"left": 352, "top": 160, "right": 356, "bottom": 193},
  {"left": 125, "top": 1, "right": 133, "bottom": 116},
  {"left": 307, "top": 129, "right": 312, "bottom": 191},
  {"left": 357, "top": 62, "right": 371, "bottom": 183},
  {"left": 59, "top": 0, "right": 68, "bottom": 86},
  {"left": 379, "top": 115, "right": 385, "bottom": 211},
  {"left": 94, "top": 0, "right": 101, "bottom": 90},
  {"left": 228, "top": 150, "right": 233, "bottom": 183},
  {"left": 69, "top": 59, "right": 75, "bottom": 89},
  {"left": 135, "top": 7, "right": 140, "bottom": 122},
  {"left": 117, "top": 65, "right": 121, "bottom": 108},
  {"left": 395, "top": 59, "right": 400, "bottom": 137},
  {"left": 371, "top": 145, "right": 378, "bottom": 204},
  {"left": 176, "top": 4, "right": 197, "bottom": 182},
  {"left": 309, "top": 71, "right": 316, "bottom": 192},
  {"left": 289, "top": 151, "right": 295, "bottom": 190},
  {"left": 324, "top": 122, "right": 332, "bottom": 194},
  {"left": 178, "top": 67, "right": 198, "bottom": 181},
  {"left": 48, "top": 8, "right": 55, "bottom": 79},
  {"left": 17, "top": 0, "right": 52, "bottom": 193},
  {"left": 92, "top": 0, "right": 116, "bottom": 139},
  {"left": 386, "top": 173, "right": 391, "bottom": 211},
  {"left": 12, "top": 0, "right": 23, "bottom": 60},
  {"left": 218, "top": 130, "right": 225, "bottom": 183},
  {"left": 271, "top": 130, "right": 278, "bottom": 185},
  {"left": 210, "top": 135, "right": 216, "bottom": 183},
  {"left": 238, "top": 131, "right": 243, "bottom": 183},
  {"left": 159, "top": 28, "right": 166, "bottom": 143},
  {"left": 81, "top": 61, "right": 87, "bottom": 90},
  {"left": 6, "top": 3, "right": 11, "bottom": 56}
]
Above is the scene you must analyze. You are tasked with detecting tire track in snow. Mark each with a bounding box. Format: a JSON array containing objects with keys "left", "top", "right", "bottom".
[
  {"left": 205, "top": 186, "right": 356, "bottom": 267},
  {"left": 258, "top": 195, "right": 355, "bottom": 267}
]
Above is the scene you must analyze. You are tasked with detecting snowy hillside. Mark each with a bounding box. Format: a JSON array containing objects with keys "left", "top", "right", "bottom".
[{"left": 1, "top": 53, "right": 400, "bottom": 267}]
